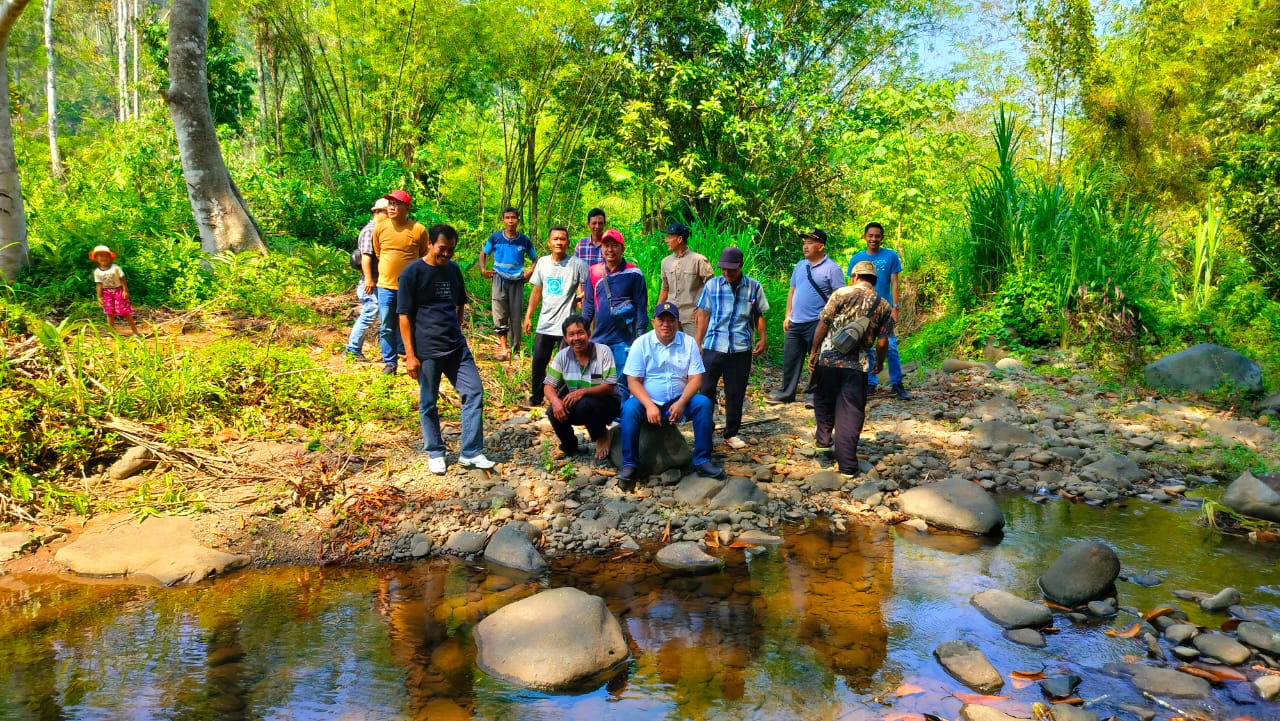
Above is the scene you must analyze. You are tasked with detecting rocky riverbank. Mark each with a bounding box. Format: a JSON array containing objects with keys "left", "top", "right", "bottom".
[{"left": 3, "top": 355, "right": 1276, "bottom": 583}]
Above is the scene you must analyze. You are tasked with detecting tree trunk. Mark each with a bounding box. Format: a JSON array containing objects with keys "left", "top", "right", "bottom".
[
  {"left": 116, "top": 0, "right": 127, "bottom": 120},
  {"left": 43, "top": 0, "right": 64, "bottom": 181},
  {"left": 166, "top": 0, "right": 266, "bottom": 254},
  {"left": 0, "top": 0, "right": 33, "bottom": 283},
  {"left": 130, "top": 0, "right": 139, "bottom": 119}
]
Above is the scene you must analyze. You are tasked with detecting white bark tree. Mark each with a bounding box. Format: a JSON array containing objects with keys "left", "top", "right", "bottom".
[
  {"left": 115, "top": 0, "right": 127, "bottom": 120},
  {"left": 0, "top": 0, "right": 34, "bottom": 282},
  {"left": 165, "top": 0, "right": 265, "bottom": 255},
  {"left": 43, "top": 0, "right": 63, "bottom": 180}
]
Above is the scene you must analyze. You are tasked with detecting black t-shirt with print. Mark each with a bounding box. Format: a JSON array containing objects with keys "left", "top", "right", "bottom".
[{"left": 397, "top": 260, "right": 467, "bottom": 359}]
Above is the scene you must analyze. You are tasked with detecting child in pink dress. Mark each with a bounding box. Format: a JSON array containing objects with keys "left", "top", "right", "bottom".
[{"left": 91, "top": 245, "right": 139, "bottom": 334}]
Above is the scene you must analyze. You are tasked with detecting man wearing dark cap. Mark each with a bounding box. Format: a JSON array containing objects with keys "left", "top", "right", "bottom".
[
  {"left": 372, "top": 190, "right": 429, "bottom": 375},
  {"left": 617, "top": 301, "right": 724, "bottom": 489},
  {"left": 694, "top": 246, "right": 769, "bottom": 450},
  {"left": 807, "top": 260, "right": 895, "bottom": 478},
  {"left": 767, "top": 228, "right": 845, "bottom": 404},
  {"left": 657, "top": 221, "right": 713, "bottom": 337}
]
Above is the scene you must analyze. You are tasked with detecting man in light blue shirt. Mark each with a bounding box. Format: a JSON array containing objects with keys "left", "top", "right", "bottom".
[
  {"left": 618, "top": 302, "right": 724, "bottom": 489},
  {"left": 767, "top": 229, "right": 845, "bottom": 405},
  {"left": 845, "top": 222, "right": 909, "bottom": 399}
]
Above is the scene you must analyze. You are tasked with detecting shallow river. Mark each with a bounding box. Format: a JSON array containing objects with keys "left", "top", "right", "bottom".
[{"left": 2, "top": 496, "right": 1278, "bottom": 720}]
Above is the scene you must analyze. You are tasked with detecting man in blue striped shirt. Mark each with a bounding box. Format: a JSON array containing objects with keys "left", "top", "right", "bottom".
[{"left": 694, "top": 246, "right": 769, "bottom": 449}]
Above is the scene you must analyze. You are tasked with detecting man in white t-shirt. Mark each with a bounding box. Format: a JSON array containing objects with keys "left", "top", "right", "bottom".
[{"left": 523, "top": 226, "right": 589, "bottom": 407}]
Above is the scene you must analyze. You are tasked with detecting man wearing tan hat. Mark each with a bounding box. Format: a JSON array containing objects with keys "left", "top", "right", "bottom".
[
  {"left": 345, "top": 197, "right": 389, "bottom": 361},
  {"left": 372, "top": 190, "right": 428, "bottom": 375},
  {"left": 807, "top": 260, "right": 894, "bottom": 478}
]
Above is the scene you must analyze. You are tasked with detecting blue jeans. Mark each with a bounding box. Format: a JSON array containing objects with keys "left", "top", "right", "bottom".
[
  {"left": 619, "top": 394, "right": 714, "bottom": 468},
  {"left": 345, "top": 283, "right": 378, "bottom": 355},
  {"left": 417, "top": 346, "right": 485, "bottom": 459},
  {"left": 377, "top": 288, "right": 405, "bottom": 366},
  {"left": 865, "top": 334, "right": 902, "bottom": 387},
  {"left": 609, "top": 341, "right": 632, "bottom": 405}
]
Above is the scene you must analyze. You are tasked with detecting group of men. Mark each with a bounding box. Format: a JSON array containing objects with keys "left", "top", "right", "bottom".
[{"left": 346, "top": 192, "right": 909, "bottom": 485}]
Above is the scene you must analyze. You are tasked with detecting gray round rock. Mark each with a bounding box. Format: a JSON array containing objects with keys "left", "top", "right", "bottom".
[
  {"left": 1223, "top": 472, "right": 1280, "bottom": 523},
  {"left": 933, "top": 640, "right": 1003, "bottom": 693},
  {"left": 897, "top": 478, "right": 1005, "bottom": 535},
  {"left": 473, "top": 587, "right": 628, "bottom": 689},
  {"left": 484, "top": 524, "right": 548, "bottom": 574},
  {"left": 655, "top": 542, "right": 722, "bottom": 574},
  {"left": 1143, "top": 343, "right": 1263, "bottom": 395},
  {"left": 971, "top": 588, "right": 1053, "bottom": 629},
  {"left": 1037, "top": 541, "right": 1120, "bottom": 606}
]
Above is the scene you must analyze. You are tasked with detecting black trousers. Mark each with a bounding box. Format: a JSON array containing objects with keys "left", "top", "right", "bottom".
[
  {"left": 529, "top": 333, "right": 562, "bottom": 404},
  {"left": 775, "top": 319, "right": 818, "bottom": 399},
  {"left": 701, "top": 348, "right": 753, "bottom": 439},
  {"left": 547, "top": 394, "right": 621, "bottom": 453},
  {"left": 812, "top": 365, "right": 869, "bottom": 475}
]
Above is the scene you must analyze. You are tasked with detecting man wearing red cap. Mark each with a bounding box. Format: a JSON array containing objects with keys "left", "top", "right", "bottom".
[
  {"left": 582, "top": 229, "right": 648, "bottom": 406},
  {"left": 372, "top": 190, "right": 428, "bottom": 375}
]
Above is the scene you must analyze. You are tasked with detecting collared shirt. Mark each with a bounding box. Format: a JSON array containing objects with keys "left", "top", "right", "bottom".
[
  {"left": 545, "top": 343, "right": 618, "bottom": 395},
  {"left": 696, "top": 275, "right": 769, "bottom": 353},
  {"left": 483, "top": 230, "right": 537, "bottom": 281},
  {"left": 529, "top": 255, "right": 589, "bottom": 336},
  {"left": 788, "top": 255, "right": 844, "bottom": 323},
  {"left": 846, "top": 247, "right": 903, "bottom": 306},
  {"left": 575, "top": 236, "right": 604, "bottom": 267},
  {"left": 660, "top": 250, "right": 713, "bottom": 322},
  {"left": 623, "top": 330, "right": 705, "bottom": 405},
  {"left": 816, "top": 282, "right": 895, "bottom": 371},
  {"left": 356, "top": 218, "right": 379, "bottom": 279}
]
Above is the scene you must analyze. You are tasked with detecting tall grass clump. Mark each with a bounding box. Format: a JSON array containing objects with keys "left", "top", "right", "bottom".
[{"left": 952, "top": 108, "right": 1170, "bottom": 352}]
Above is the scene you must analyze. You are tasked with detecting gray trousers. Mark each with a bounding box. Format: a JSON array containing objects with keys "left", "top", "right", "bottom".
[{"left": 491, "top": 276, "right": 525, "bottom": 350}]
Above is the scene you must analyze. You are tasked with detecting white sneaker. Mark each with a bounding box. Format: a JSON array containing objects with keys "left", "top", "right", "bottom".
[
  {"left": 427, "top": 456, "right": 447, "bottom": 475},
  {"left": 724, "top": 436, "right": 748, "bottom": 449},
  {"left": 459, "top": 454, "right": 497, "bottom": 469}
]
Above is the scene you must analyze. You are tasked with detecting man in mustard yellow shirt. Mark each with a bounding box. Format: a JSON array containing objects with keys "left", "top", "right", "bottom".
[{"left": 372, "top": 190, "right": 429, "bottom": 375}]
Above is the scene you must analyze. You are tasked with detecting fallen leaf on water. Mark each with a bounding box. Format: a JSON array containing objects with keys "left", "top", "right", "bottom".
[
  {"left": 1228, "top": 716, "right": 1263, "bottom": 721},
  {"left": 1042, "top": 601, "right": 1074, "bottom": 612},
  {"left": 1040, "top": 626, "right": 1061, "bottom": 634},
  {"left": 1176, "top": 666, "right": 1223, "bottom": 684},
  {"left": 660, "top": 520, "right": 670, "bottom": 543},
  {"left": 1143, "top": 607, "right": 1177, "bottom": 621},
  {"left": 1050, "top": 697, "right": 1084, "bottom": 705},
  {"left": 879, "top": 714, "right": 923, "bottom": 721},
  {"left": 704, "top": 529, "right": 720, "bottom": 548},
  {"left": 1104, "top": 623, "right": 1142, "bottom": 638},
  {"left": 1221, "top": 618, "right": 1243, "bottom": 631},
  {"left": 894, "top": 684, "right": 925, "bottom": 697},
  {"left": 1253, "top": 665, "right": 1280, "bottom": 676},
  {"left": 950, "top": 693, "right": 1011, "bottom": 704},
  {"left": 1010, "top": 670, "right": 1048, "bottom": 681},
  {"left": 1192, "top": 663, "right": 1246, "bottom": 682},
  {"left": 1249, "top": 530, "right": 1279, "bottom": 544},
  {"left": 727, "top": 541, "right": 754, "bottom": 548}
]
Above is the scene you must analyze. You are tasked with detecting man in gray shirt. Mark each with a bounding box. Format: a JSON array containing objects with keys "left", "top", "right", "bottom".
[{"left": 767, "top": 228, "right": 845, "bottom": 405}]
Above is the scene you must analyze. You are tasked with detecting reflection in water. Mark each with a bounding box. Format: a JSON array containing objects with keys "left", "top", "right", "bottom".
[{"left": 2, "top": 497, "right": 1279, "bottom": 719}]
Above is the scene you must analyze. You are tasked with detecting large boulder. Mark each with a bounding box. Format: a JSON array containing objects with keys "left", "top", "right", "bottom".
[
  {"left": 971, "top": 589, "right": 1053, "bottom": 629},
  {"left": 473, "top": 587, "right": 628, "bottom": 690},
  {"left": 608, "top": 424, "right": 692, "bottom": 477},
  {"left": 1223, "top": 472, "right": 1280, "bottom": 523},
  {"left": 1081, "top": 454, "right": 1148, "bottom": 485},
  {"left": 1237, "top": 621, "right": 1280, "bottom": 655},
  {"left": 54, "top": 514, "right": 248, "bottom": 586},
  {"left": 484, "top": 524, "right": 548, "bottom": 574},
  {"left": 1143, "top": 343, "right": 1263, "bottom": 395},
  {"left": 971, "top": 421, "right": 1039, "bottom": 448},
  {"left": 1037, "top": 541, "right": 1120, "bottom": 606},
  {"left": 897, "top": 478, "right": 1005, "bottom": 535},
  {"left": 1123, "top": 664, "right": 1211, "bottom": 698},
  {"left": 674, "top": 475, "right": 724, "bottom": 505}
]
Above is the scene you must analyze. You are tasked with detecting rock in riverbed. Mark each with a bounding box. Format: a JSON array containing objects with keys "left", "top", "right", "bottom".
[
  {"left": 654, "top": 542, "right": 722, "bottom": 574},
  {"left": 971, "top": 588, "right": 1052, "bottom": 629},
  {"left": 484, "top": 524, "right": 547, "bottom": 574},
  {"left": 933, "top": 640, "right": 1003, "bottom": 693},
  {"left": 473, "top": 587, "right": 628, "bottom": 689},
  {"left": 1038, "top": 541, "right": 1119, "bottom": 606},
  {"left": 1223, "top": 472, "right": 1280, "bottom": 523},
  {"left": 54, "top": 514, "right": 248, "bottom": 586},
  {"left": 897, "top": 478, "right": 1005, "bottom": 535}
]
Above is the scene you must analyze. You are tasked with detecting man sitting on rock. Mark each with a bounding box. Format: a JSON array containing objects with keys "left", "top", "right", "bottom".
[
  {"left": 617, "top": 302, "right": 725, "bottom": 490},
  {"left": 543, "top": 314, "right": 620, "bottom": 460}
]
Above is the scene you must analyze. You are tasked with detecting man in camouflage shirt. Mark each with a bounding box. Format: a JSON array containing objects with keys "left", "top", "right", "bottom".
[{"left": 806, "top": 260, "right": 895, "bottom": 477}]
